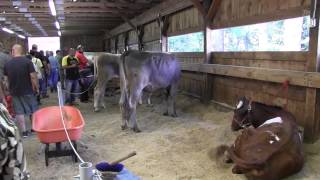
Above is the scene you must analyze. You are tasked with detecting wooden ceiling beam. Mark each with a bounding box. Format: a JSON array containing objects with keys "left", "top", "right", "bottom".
[
  {"left": 118, "top": 13, "right": 136, "bottom": 30},
  {"left": 110, "top": 0, "right": 194, "bottom": 35},
  {"left": 62, "top": 8, "right": 138, "bottom": 14},
  {"left": 189, "top": 0, "right": 206, "bottom": 17},
  {"left": 206, "top": 0, "right": 222, "bottom": 21}
]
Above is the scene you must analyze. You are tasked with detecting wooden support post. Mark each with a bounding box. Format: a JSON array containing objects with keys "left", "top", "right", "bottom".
[
  {"left": 137, "top": 25, "right": 144, "bottom": 51},
  {"left": 115, "top": 36, "right": 118, "bottom": 54},
  {"left": 157, "top": 14, "right": 169, "bottom": 52},
  {"left": 206, "top": 0, "right": 222, "bottom": 22},
  {"left": 124, "top": 31, "right": 129, "bottom": 51},
  {"left": 190, "top": 0, "right": 222, "bottom": 103},
  {"left": 304, "top": 0, "right": 320, "bottom": 142},
  {"left": 201, "top": 0, "right": 213, "bottom": 103}
]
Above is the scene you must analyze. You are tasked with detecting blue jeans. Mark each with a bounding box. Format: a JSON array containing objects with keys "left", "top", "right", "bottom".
[
  {"left": 65, "top": 79, "right": 79, "bottom": 104},
  {"left": 39, "top": 78, "right": 47, "bottom": 96},
  {"left": 49, "top": 68, "right": 59, "bottom": 90}
]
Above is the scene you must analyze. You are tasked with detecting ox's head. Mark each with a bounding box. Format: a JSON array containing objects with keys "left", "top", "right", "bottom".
[{"left": 231, "top": 97, "right": 252, "bottom": 131}]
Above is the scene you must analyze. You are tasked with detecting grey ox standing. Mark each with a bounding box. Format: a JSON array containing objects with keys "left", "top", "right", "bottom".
[{"left": 119, "top": 50, "right": 181, "bottom": 132}]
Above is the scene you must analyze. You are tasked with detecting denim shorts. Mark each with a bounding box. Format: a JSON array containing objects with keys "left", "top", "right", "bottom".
[{"left": 12, "top": 95, "right": 38, "bottom": 115}]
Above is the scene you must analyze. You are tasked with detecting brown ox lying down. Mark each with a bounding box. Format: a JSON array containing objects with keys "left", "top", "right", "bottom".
[{"left": 223, "top": 97, "right": 304, "bottom": 180}]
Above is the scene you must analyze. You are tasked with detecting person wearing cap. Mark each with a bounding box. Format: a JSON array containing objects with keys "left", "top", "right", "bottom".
[
  {"left": 75, "top": 45, "right": 89, "bottom": 70},
  {"left": 75, "top": 45, "right": 90, "bottom": 103}
]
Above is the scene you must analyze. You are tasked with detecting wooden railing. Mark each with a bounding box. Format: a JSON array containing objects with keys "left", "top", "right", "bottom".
[{"left": 181, "top": 63, "right": 320, "bottom": 88}]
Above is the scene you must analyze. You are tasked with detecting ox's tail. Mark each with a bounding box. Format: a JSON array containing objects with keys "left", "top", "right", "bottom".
[
  {"left": 119, "top": 51, "right": 129, "bottom": 92},
  {"left": 93, "top": 55, "right": 99, "bottom": 82},
  {"left": 119, "top": 51, "right": 130, "bottom": 106}
]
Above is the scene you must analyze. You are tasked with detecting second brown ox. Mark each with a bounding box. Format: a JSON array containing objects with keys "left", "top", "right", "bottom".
[{"left": 222, "top": 97, "right": 304, "bottom": 180}]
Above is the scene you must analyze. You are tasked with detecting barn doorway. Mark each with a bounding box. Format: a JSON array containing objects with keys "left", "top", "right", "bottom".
[{"left": 28, "top": 36, "right": 60, "bottom": 54}]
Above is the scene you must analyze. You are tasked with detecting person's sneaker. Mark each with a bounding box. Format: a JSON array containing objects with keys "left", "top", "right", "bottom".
[
  {"left": 42, "top": 94, "right": 49, "bottom": 98},
  {"left": 22, "top": 131, "right": 28, "bottom": 138}
]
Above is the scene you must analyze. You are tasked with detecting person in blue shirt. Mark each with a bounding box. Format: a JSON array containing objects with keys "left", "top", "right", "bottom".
[{"left": 48, "top": 51, "right": 59, "bottom": 92}]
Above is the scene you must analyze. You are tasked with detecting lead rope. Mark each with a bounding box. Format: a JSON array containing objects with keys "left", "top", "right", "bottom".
[{"left": 57, "top": 82, "right": 102, "bottom": 180}]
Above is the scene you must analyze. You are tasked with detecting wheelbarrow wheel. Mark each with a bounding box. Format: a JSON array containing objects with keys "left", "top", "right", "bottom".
[{"left": 45, "top": 144, "right": 49, "bottom": 166}]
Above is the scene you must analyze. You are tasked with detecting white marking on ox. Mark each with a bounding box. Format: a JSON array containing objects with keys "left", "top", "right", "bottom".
[
  {"left": 265, "top": 130, "right": 281, "bottom": 143},
  {"left": 260, "top": 117, "right": 283, "bottom": 127},
  {"left": 236, "top": 101, "right": 243, "bottom": 109}
]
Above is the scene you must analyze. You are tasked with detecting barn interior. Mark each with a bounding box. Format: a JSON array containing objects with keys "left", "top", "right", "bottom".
[{"left": 1, "top": 0, "right": 320, "bottom": 179}]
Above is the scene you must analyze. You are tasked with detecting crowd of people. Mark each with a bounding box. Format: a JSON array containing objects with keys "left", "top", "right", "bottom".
[
  {"left": 0, "top": 43, "right": 93, "bottom": 138},
  {"left": 0, "top": 42, "right": 95, "bottom": 179}
]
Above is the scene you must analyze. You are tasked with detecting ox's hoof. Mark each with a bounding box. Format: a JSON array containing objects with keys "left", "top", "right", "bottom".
[
  {"left": 94, "top": 108, "right": 100, "bottom": 112},
  {"left": 163, "top": 112, "right": 169, "bottom": 116},
  {"left": 132, "top": 127, "right": 141, "bottom": 133},
  {"left": 232, "top": 166, "right": 243, "bottom": 174},
  {"left": 224, "top": 158, "right": 233, "bottom": 164},
  {"left": 121, "top": 125, "right": 128, "bottom": 130},
  {"left": 170, "top": 113, "right": 178, "bottom": 118}
]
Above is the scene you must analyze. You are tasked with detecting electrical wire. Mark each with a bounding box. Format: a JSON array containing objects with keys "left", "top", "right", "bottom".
[
  {"left": 57, "top": 82, "right": 103, "bottom": 180},
  {"left": 57, "top": 82, "right": 84, "bottom": 163}
]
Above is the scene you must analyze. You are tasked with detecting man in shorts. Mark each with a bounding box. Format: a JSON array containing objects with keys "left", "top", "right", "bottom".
[{"left": 4, "top": 44, "right": 39, "bottom": 137}]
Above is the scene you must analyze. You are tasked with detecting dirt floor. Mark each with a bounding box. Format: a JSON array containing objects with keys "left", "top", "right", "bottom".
[{"left": 23, "top": 92, "right": 320, "bottom": 180}]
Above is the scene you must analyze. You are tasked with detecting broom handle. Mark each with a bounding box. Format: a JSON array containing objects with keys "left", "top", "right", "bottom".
[{"left": 110, "top": 151, "right": 137, "bottom": 165}]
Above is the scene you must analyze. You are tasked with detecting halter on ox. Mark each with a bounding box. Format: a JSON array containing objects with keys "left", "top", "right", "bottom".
[{"left": 233, "top": 99, "right": 253, "bottom": 129}]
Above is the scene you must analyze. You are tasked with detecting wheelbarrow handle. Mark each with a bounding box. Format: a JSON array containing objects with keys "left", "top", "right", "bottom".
[{"left": 110, "top": 151, "right": 137, "bottom": 165}]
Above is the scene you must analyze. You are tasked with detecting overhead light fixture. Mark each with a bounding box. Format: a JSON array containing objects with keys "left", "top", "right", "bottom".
[
  {"left": 49, "top": 0, "right": 57, "bottom": 16},
  {"left": 12, "top": 1, "right": 22, "bottom": 6},
  {"left": 73, "top": 0, "right": 77, "bottom": 2},
  {"left": 2, "top": 11, "right": 6, "bottom": 14},
  {"left": 19, "top": 8, "right": 28, "bottom": 12},
  {"left": 24, "top": 13, "right": 32, "bottom": 18},
  {"left": 17, "top": 34, "right": 26, "bottom": 39},
  {"left": 30, "top": 0, "right": 35, "bottom": 3},
  {"left": 2, "top": 27, "right": 14, "bottom": 34},
  {"left": 55, "top": 21, "right": 60, "bottom": 29},
  {"left": 14, "top": 6, "right": 19, "bottom": 9},
  {"left": 58, "top": 31, "right": 61, "bottom": 36}
]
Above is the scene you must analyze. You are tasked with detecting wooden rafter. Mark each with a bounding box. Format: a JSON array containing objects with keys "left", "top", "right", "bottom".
[
  {"left": 0, "top": 0, "right": 162, "bottom": 36},
  {"left": 117, "top": 12, "right": 137, "bottom": 30},
  {"left": 206, "top": 0, "right": 222, "bottom": 21},
  {"left": 189, "top": 0, "right": 206, "bottom": 17}
]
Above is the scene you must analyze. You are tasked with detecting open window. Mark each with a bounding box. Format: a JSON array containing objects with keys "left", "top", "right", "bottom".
[
  {"left": 168, "top": 32, "right": 204, "bottom": 52},
  {"left": 211, "top": 16, "right": 310, "bottom": 52}
]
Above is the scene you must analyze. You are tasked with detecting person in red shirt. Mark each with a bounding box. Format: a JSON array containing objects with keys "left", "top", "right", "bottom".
[
  {"left": 75, "top": 45, "right": 91, "bottom": 103},
  {"left": 75, "top": 45, "right": 89, "bottom": 70}
]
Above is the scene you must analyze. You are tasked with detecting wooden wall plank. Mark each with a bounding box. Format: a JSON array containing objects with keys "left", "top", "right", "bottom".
[
  {"left": 211, "top": 0, "right": 310, "bottom": 29},
  {"left": 212, "top": 52, "right": 308, "bottom": 61},
  {"left": 109, "top": 0, "right": 194, "bottom": 36},
  {"left": 181, "top": 63, "right": 320, "bottom": 89},
  {"left": 143, "top": 21, "right": 160, "bottom": 43},
  {"left": 213, "top": 58, "right": 306, "bottom": 71},
  {"left": 167, "top": 7, "right": 203, "bottom": 36},
  {"left": 61, "top": 34, "right": 104, "bottom": 52},
  {"left": 212, "top": 76, "right": 306, "bottom": 125}
]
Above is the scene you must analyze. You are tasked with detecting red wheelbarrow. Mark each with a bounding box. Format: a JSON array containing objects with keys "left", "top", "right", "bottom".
[{"left": 32, "top": 106, "right": 85, "bottom": 166}]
